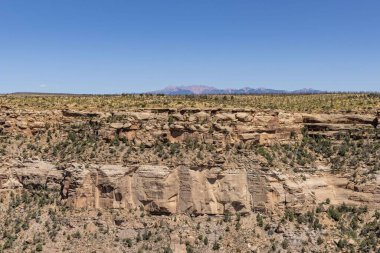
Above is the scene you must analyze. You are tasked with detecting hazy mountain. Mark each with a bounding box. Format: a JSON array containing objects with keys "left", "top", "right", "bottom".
[
  {"left": 148, "top": 85, "right": 324, "bottom": 95},
  {"left": 148, "top": 85, "right": 217, "bottom": 95}
]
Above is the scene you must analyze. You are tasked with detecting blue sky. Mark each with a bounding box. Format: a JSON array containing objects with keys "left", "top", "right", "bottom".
[{"left": 1, "top": 0, "right": 380, "bottom": 93}]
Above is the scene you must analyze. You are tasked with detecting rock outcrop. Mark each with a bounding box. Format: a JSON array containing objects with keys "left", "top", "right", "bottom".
[
  {"left": 0, "top": 108, "right": 378, "bottom": 215},
  {"left": 0, "top": 161, "right": 378, "bottom": 216},
  {"left": 1, "top": 109, "right": 378, "bottom": 147}
]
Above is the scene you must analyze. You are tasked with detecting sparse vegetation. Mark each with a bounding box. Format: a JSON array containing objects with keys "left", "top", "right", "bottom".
[{"left": 0, "top": 93, "right": 378, "bottom": 252}]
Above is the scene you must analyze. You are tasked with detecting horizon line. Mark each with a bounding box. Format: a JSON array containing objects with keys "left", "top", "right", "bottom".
[{"left": 2, "top": 91, "right": 380, "bottom": 96}]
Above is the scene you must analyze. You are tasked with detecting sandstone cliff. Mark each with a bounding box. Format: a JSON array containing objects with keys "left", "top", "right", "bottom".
[
  {"left": 0, "top": 159, "right": 378, "bottom": 217},
  {"left": 0, "top": 103, "right": 379, "bottom": 253},
  {"left": 0, "top": 109, "right": 378, "bottom": 216}
]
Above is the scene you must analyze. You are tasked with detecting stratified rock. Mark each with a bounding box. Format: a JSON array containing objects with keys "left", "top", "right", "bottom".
[{"left": 0, "top": 159, "right": 378, "bottom": 215}]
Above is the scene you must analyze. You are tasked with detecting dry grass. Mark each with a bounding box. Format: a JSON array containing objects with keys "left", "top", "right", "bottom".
[{"left": 1, "top": 93, "right": 379, "bottom": 113}]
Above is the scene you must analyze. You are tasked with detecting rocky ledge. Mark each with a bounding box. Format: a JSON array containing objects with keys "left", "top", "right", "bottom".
[{"left": 1, "top": 109, "right": 379, "bottom": 145}]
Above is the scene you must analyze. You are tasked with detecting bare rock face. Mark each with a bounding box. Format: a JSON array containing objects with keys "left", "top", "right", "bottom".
[
  {"left": 185, "top": 168, "right": 251, "bottom": 214},
  {"left": 0, "top": 161, "right": 62, "bottom": 191},
  {"left": 303, "top": 113, "right": 378, "bottom": 138},
  {"left": 61, "top": 165, "right": 251, "bottom": 215},
  {"left": 60, "top": 165, "right": 179, "bottom": 213},
  {"left": 303, "top": 173, "right": 380, "bottom": 207},
  {"left": 2, "top": 160, "right": 378, "bottom": 216},
  {"left": 134, "top": 165, "right": 179, "bottom": 214}
]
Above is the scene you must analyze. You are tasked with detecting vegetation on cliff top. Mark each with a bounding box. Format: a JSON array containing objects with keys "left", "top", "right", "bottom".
[{"left": 1, "top": 93, "right": 379, "bottom": 113}]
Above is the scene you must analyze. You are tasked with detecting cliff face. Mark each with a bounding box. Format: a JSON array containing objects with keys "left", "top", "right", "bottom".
[
  {"left": 0, "top": 105, "right": 379, "bottom": 253},
  {"left": 1, "top": 108, "right": 378, "bottom": 145},
  {"left": 0, "top": 108, "right": 378, "bottom": 216},
  {"left": 1, "top": 160, "right": 378, "bottom": 216}
]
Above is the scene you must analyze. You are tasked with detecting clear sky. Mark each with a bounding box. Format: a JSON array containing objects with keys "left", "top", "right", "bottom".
[{"left": 1, "top": 0, "right": 380, "bottom": 93}]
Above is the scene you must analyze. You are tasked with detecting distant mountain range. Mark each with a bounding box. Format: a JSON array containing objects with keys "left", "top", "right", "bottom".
[
  {"left": 148, "top": 85, "right": 324, "bottom": 95},
  {"left": 5, "top": 86, "right": 324, "bottom": 96}
]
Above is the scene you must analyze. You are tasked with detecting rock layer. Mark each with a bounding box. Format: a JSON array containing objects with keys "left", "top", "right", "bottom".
[
  {"left": 0, "top": 109, "right": 378, "bottom": 215},
  {"left": 1, "top": 109, "right": 378, "bottom": 146},
  {"left": 0, "top": 161, "right": 378, "bottom": 215}
]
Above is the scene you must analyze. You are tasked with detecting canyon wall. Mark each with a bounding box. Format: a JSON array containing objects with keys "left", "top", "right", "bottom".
[
  {"left": 1, "top": 108, "right": 378, "bottom": 146},
  {"left": 0, "top": 160, "right": 378, "bottom": 215},
  {"left": 0, "top": 109, "right": 378, "bottom": 215}
]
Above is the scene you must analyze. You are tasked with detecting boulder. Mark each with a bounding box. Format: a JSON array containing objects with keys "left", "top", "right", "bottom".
[{"left": 236, "top": 112, "right": 252, "bottom": 122}]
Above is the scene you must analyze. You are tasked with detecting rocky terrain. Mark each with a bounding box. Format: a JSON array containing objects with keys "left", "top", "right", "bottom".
[{"left": 0, "top": 94, "right": 379, "bottom": 252}]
